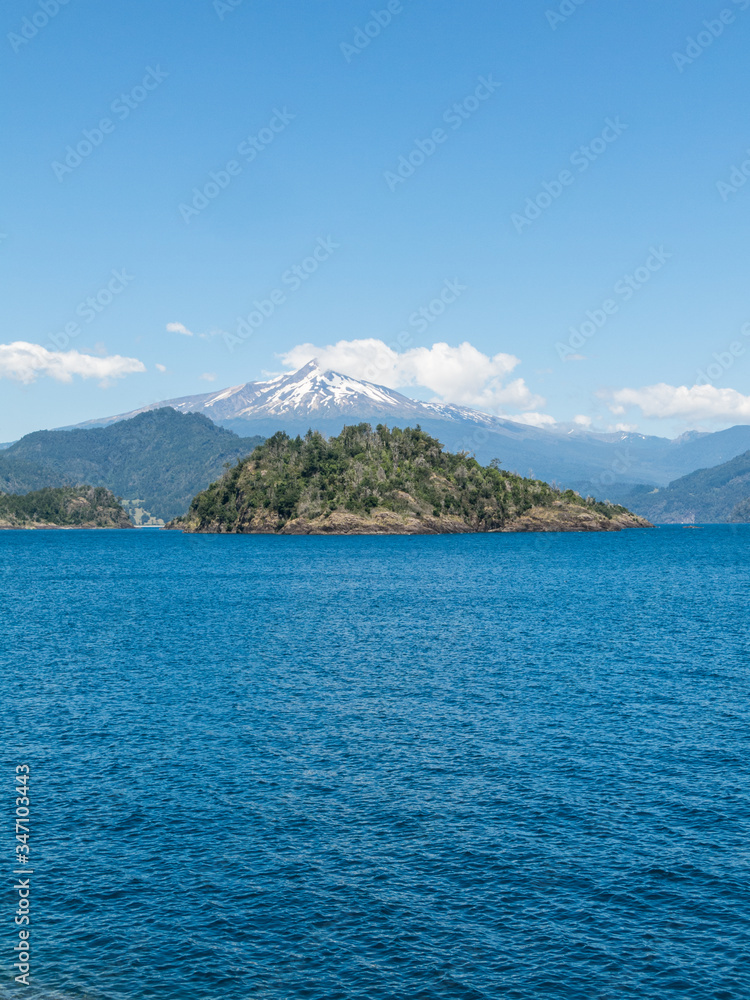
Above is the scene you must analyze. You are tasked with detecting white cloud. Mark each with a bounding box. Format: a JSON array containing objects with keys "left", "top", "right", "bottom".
[
  {"left": 0, "top": 342, "right": 146, "bottom": 385},
  {"left": 280, "top": 339, "right": 388, "bottom": 383},
  {"left": 199, "top": 372, "right": 217, "bottom": 382},
  {"left": 563, "top": 353, "right": 587, "bottom": 362},
  {"left": 603, "top": 383, "right": 750, "bottom": 422},
  {"left": 279, "top": 339, "right": 549, "bottom": 416},
  {"left": 573, "top": 414, "right": 592, "bottom": 428},
  {"left": 155, "top": 363, "right": 167, "bottom": 373},
  {"left": 510, "top": 412, "right": 557, "bottom": 428},
  {"left": 167, "top": 322, "right": 222, "bottom": 341},
  {"left": 167, "top": 322, "right": 193, "bottom": 337}
]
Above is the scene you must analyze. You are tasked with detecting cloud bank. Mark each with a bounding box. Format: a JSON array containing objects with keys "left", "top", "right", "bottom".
[
  {"left": 279, "top": 339, "right": 549, "bottom": 416},
  {"left": 0, "top": 342, "right": 146, "bottom": 384},
  {"left": 167, "top": 322, "right": 194, "bottom": 337},
  {"left": 604, "top": 383, "right": 750, "bottom": 422}
]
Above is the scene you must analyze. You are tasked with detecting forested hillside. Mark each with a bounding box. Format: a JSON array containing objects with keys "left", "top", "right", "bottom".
[
  {"left": 174, "top": 424, "right": 649, "bottom": 534},
  {"left": 0, "top": 408, "right": 264, "bottom": 521},
  {"left": 619, "top": 450, "right": 750, "bottom": 523}
]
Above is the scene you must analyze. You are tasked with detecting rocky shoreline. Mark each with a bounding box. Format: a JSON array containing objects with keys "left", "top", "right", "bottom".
[
  {"left": 171, "top": 501, "right": 652, "bottom": 535},
  {"left": 0, "top": 522, "right": 133, "bottom": 530}
]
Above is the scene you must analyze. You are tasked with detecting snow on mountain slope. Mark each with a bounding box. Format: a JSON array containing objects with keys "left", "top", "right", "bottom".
[
  {"left": 230, "top": 362, "right": 425, "bottom": 418},
  {"left": 79, "top": 360, "right": 527, "bottom": 430},
  {"left": 69, "top": 359, "right": 750, "bottom": 490}
]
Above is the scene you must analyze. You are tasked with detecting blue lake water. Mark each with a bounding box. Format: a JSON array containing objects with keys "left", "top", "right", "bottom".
[{"left": 2, "top": 526, "right": 750, "bottom": 1000}]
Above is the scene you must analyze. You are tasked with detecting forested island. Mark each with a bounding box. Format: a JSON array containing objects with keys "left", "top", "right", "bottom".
[
  {"left": 170, "top": 424, "right": 652, "bottom": 534},
  {"left": 0, "top": 486, "right": 132, "bottom": 529}
]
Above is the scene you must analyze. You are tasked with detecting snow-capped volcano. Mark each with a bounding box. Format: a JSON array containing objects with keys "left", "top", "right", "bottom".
[
  {"left": 202, "top": 360, "right": 430, "bottom": 420},
  {"left": 81, "top": 360, "right": 507, "bottom": 428},
  {"left": 71, "top": 359, "right": 646, "bottom": 446},
  {"left": 70, "top": 360, "right": 750, "bottom": 492}
]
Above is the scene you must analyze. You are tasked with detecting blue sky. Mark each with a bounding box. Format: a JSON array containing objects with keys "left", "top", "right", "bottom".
[{"left": 2, "top": 0, "right": 750, "bottom": 440}]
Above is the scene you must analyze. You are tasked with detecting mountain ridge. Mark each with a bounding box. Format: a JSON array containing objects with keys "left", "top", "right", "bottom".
[
  {"left": 615, "top": 450, "right": 750, "bottom": 523},
  {"left": 65, "top": 361, "right": 750, "bottom": 493},
  {"left": 0, "top": 409, "right": 264, "bottom": 522}
]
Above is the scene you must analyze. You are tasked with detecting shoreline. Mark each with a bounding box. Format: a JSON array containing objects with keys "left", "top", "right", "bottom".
[{"left": 0, "top": 524, "right": 135, "bottom": 531}]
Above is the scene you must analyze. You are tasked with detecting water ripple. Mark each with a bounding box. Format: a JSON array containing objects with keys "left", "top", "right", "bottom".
[{"left": 1, "top": 526, "right": 749, "bottom": 999}]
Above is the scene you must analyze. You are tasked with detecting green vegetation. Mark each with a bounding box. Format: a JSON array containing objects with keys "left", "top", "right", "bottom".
[
  {"left": 179, "top": 423, "right": 634, "bottom": 532},
  {"left": 0, "top": 454, "right": 57, "bottom": 494},
  {"left": 729, "top": 495, "right": 750, "bottom": 523},
  {"left": 621, "top": 449, "right": 750, "bottom": 523},
  {"left": 0, "top": 408, "right": 264, "bottom": 521},
  {"left": 0, "top": 486, "right": 132, "bottom": 528}
]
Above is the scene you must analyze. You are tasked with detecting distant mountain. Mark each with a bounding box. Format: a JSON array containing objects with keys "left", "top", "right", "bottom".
[
  {"left": 73, "top": 361, "right": 750, "bottom": 496},
  {"left": 616, "top": 451, "right": 750, "bottom": 523},
  {"left": 0, "top": 453, "right": 61, "bottom": 494},
  {"left": 77, "top": 360, "right": 450, "bottom": 426},
  {"left": 0, "top": 409, "right": 264, "bottom": 522},
  {"left": 730, "top": 496, "right": 750, "bottom": 522}
]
